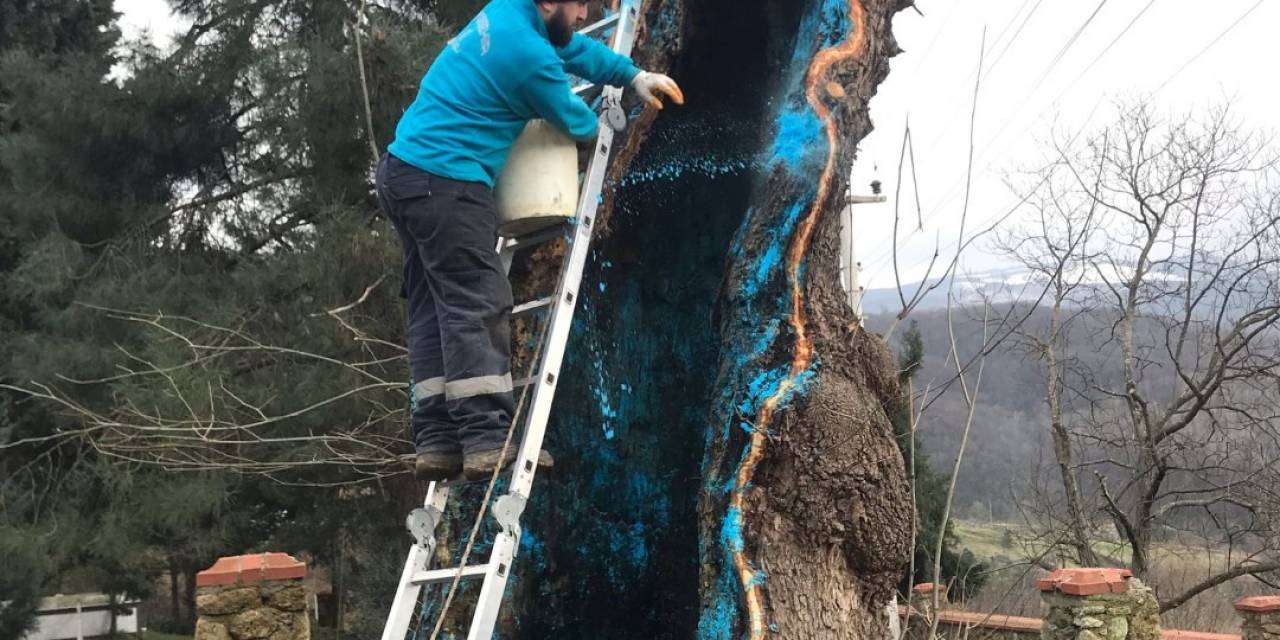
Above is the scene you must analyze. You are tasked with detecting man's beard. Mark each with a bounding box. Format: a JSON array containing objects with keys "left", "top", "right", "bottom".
[{"left": 546, "top": 6, "right": 574, "bottom": 47}]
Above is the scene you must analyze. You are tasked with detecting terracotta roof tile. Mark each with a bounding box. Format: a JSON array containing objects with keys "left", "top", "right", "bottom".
[
  {"left": 1235, "top": 596, "right": 1280, "bottom": 613},
  {"left": 1036, "top": 567, "right": 1133, "bottom": 596},
  {"left": 196, "top": 553, "right": 306, "bottom": 588}
]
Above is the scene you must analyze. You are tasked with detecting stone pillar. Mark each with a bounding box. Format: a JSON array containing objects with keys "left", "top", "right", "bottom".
[
  {"left": 1236, "top": 596, "right": 1280, "bottom": 640},
  {"left": 905, "top": 583, "right": 948, "bottom": 640},
  {"left": 195, "top": 552, "right": 310, "bottom": 640},
  {"left": 910, "top": 583, "right": 948, "bottom": 621},
  {"left": 1037, "top": 568, "right": 1159, "bottom": 640}
]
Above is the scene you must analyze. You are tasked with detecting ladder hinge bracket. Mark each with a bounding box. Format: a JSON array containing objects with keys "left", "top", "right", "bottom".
[
  {"left": 603, "top": 92, "right": 627, "bottom": 132},
  {"left": 492, "top": 493, "right": 527, "bottom": 536},
  {"left": 406, "top": 506, "right": 442, "bottom": 550}
]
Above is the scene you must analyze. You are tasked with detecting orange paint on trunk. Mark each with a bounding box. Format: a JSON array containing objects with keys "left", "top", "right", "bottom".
[{"left": 725, "top": 2, "right": 869, "bottom": 638}]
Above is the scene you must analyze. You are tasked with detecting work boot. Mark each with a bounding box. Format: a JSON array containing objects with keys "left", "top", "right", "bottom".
[
  {"left": 415, "top": 450, "right": 463, "bottom": 482},
  {"left": 463, "top": 446, "right": 554, "bottom": 481}
]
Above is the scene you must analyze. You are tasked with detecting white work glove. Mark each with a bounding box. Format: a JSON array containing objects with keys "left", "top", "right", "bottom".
[{"left": 630, "top": 71, "right": 685, "bottom": 110}]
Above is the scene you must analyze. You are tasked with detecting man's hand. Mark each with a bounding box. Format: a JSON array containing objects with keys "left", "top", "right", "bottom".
[{"left": 630, "top": 71, "right": 684, "bottom": 110}]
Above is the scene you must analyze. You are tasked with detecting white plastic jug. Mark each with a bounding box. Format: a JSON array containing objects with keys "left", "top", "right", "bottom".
[{"left": 495, "top": 120, "right": 579, "bottom": 236}]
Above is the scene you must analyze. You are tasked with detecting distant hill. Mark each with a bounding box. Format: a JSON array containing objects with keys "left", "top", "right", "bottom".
[
  {"left": 860, "top": 266, "right": 1037, "bottom": 315},
  {"left": 862, "top": 281, "right": 1260, "bottom": 519},
  {"left": 864, "top": 305, "right": 1050, "bottom": 519}
]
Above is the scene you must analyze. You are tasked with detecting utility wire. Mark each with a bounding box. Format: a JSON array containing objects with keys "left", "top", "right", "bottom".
[
  {"left": 1054, "top": 0, "right": 1156, "bottom": 103},
  {"left": 982, "top": 0, "right": 1048, "bottom": 87},
  {"left": 917, "top": 0, "right": 1112, "bottom": 192},
  {"left": 988, "top": 0, "right": 1037, "bottom": 60},
  {"left": 949, "top": 0, "right": 1110, "bottom": 182},
  {"left": 907, "top": 0, "right": 961, "bottom": 81},
  {"left": 1155, "top": 0, "right": 1266, "bottom": 94},
  {"left": 946, "top": 0, "right": 1038, "bottom": 98},
  {"left": 920, "top": 0, "right": 1049, "bottom": 156},
  {"left": 1030, "top": 0, "right": 1110, "bottom": 93},
  {"left": 869, "top": 0, "right": 1259, "bottom": 292},
  {"left": 873, "top": 0, "right": 1125, "bottom": 275}
]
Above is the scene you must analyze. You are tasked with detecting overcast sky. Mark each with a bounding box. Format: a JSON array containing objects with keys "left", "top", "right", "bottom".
[
  {"left": 117, "top": 0, "right": 1280, "bottom": 289},
  {"left": 850, "top": 0, "right": 1280, "bottom": 289}
]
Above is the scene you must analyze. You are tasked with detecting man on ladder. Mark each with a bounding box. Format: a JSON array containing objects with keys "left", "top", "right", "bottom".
[{"left": 375, "top": 0, "right": 684, "bottom": 482}]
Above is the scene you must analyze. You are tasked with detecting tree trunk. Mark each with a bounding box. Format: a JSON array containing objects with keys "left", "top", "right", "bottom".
[
  {"left": 505, "top": 0, "right": 912, "bottom": 637},
  {"left": 183, "top": 567, "right": 198, "bottom": 632},
  {"left": 1045, "top": 295, "right": 1099, "bottom": 567},
  {"left": 169, "top": 555, "right": 181, "bottom": 628},
  {"left": 108, "top": 591, "right": 118, "bottom": 635}
]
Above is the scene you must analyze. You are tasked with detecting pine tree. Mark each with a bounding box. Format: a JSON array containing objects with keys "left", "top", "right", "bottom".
[
  {"left": 2, "top": 0, "right": 459, "bottom": 633},
  {"left": 1, "top": 1, "right": 124, "bottom": 631}
]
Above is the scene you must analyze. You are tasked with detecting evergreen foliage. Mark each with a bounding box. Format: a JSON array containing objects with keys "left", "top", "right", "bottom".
[{"left": 0, "top": 0, "right": 462, "bottom": 634}]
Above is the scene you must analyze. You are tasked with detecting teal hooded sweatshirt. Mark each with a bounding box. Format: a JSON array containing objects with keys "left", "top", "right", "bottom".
[{"left": 387, "top": 0, "right": 640, "bottom": 187}]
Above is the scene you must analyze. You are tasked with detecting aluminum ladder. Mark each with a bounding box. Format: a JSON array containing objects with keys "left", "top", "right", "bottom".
[{"left": 380, "top": 4, "right": 640, "bottom": 639}]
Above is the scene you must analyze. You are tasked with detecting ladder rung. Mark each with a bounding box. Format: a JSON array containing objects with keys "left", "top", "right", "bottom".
[
  {"left": 512, "top": 296, "right": 554, "bottom": 319},
  {"left": 579, "top": 13, "right": 620, "bottom": 38},
  {"left": 514, "top": 370, "right": 557, "bottom": 389},
  {"left": 501, "top": 221, "right": 569, "bottom": 252},
  {"left": 513, "top": 371, "right": 559, "bottom": 397},
  {"left": 410, "top": 564, "right": 490, "bottom": 586}
]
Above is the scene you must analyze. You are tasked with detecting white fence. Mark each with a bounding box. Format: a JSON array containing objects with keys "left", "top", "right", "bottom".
[{"left": 24, "top": 593, "right": 139, "bottom": 640}]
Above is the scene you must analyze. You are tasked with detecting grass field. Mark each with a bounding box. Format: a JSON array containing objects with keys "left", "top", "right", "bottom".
[
  {"left": 951, "top": 519, "right": 1021, "bottom": 560},
  {"left": 952, "top": 518, "right": 1234, "bottom": 573}
]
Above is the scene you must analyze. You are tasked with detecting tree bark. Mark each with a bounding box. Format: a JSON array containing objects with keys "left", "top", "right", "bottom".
[
  {"left": 505, "top": 1, "right": 912, "bottom": 637},
  {"left": 1045, "top": 294, "right": 1099, "bottom": 567},
  {"left": 169, "top": 554, "right": 181, "bottom": 628},
  {"left": 693, "top": 0, "right": 912, "bottom": 636}
]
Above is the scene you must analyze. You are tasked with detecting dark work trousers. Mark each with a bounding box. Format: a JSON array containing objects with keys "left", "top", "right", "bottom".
[{"left": 374, "top": 153, "right": 514, "bottom": 455}]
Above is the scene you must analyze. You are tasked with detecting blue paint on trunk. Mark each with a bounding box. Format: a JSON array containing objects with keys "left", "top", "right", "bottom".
[
  {"left": 452, "top": 0, "right": 863, "bottom": 636},
  {"left": 769, "top": 109, "right": 823, "bottom": 170}
]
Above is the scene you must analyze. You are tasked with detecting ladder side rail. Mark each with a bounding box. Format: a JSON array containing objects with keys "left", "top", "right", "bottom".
[
  {"left": 381, "top": 544, "right": 431, "bottom": 640},
  {"left": 578, "top": 12, "right": 621, "bottom": 38},
  {"left": 505, "top": 120, "right": 613, "bottom": 502},
  {"left": 506, "top": 0, "right": 638, "bottom": 503},
  {"left": 457, "top": 110, "right": 615, "bottom": 640},
  {"left": 464, "top": 531, "right": 519, "bottom": 640},
  {"left": 459, "top": 4, "right": 641, "bottom": 637},
  {"left": 381, "top": 485, "right": 450, "bottom": 640}
]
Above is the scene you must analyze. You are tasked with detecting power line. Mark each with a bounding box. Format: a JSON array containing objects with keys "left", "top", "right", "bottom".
[
  {"left": 1155, "top": 0, "right": 1265, "bottom": 94},
  {"left": 1053, "top": 0, "right": 1156, "bottom": 104},
  {"left": 866, "top": 0, "right": 1268, "bottom": 293},
  {"left": 1017, "top": 0, "right": 1110, "bottom": 102},
  {"left": 864, "top": 99, "right": 1108, "bottom": 286},
  {"left": 889, "top": 0, "right": 1122, "bottom": 255},
  {"left": 982, "top": 0, "right": 1048, "bottom": 85},
  {"left": 862, "top": 0, "right": 1182, "bottom": 290},
  {"left": 918, "top": 0, "right": 1049, "bottom": 157},
  {"left": 958, "top": 0, "right": 1111, "bottom": 176},
  {"left": 907, "top": 0, "right": 961, "bottom": 81},
  {"left": 928, "top": 0, "right": 1250, "bottom": 238}
]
